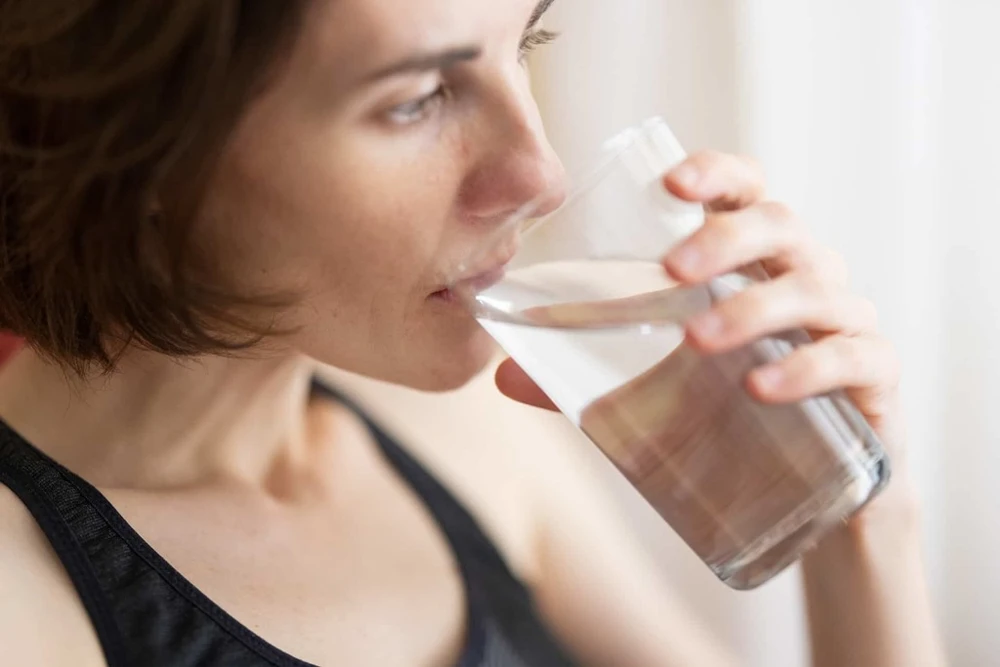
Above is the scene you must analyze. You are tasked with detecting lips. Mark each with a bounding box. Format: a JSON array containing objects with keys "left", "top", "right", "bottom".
[
  {"left": 433, "top": 231, "right": 520, "bottom": 300},
  {"left": 431, "top": 261, "right": 509, "bottom": 303},
  {"left": 457, "top": 262, "right": 509, "bottom": 291}
]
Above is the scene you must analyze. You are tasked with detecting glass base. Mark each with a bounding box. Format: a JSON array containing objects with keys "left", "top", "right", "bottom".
[{"left": 714, "top": 458, "right": 891, "bottom": 590}]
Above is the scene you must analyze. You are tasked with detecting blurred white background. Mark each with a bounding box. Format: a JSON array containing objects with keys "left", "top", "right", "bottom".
[{"left": 530, "top": 0, "right": 999, "bottom": 664}]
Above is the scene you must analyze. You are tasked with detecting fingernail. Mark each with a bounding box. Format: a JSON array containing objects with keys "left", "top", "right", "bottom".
[
  {"left": 753, "top": 366, "right": 785, "bottom": 393},
  {"left": 669, "top": 163, "right": 702, "bottom": 190},
  {"left": 688, "top": 311, "right": 725, "bottom": 340},
  {"left": 665, "top": 245, "right": 701, "bottom": 276}
]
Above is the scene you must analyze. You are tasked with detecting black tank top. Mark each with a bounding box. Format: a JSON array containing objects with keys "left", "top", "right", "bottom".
[{"left": 0, "top": 381, "right": 579, "bottom": 667}]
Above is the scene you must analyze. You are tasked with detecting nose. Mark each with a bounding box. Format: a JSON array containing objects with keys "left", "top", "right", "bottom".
[{"left": 458, "top": 102, "right": 568, "bottom": 224}]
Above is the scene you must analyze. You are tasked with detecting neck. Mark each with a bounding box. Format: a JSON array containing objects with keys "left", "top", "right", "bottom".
[{"left": 0, "top": 347, "right": 321, "bottom": 491}]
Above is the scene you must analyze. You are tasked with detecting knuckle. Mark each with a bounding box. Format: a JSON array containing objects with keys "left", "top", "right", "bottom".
[
  {"left": 757, "top": 200, "right": 798, "bottom": 227},
  {"left": 696, "top": 148, "right": 729, "bottom": 164},
  {"left": 737, "top": 154, "right": 768, "bottom": 187},
  {"left": 689, "top": 149, "right": 728, "bottom": 172},
  {"left": 734, "top": 285, "right": 773, "bottom": 323},
  {"left": 796, "top": 271, "right": 834, "bottom": 301},
  {"left": 787, "top": 346, "right": 828, "bottom": 384},
  {"left": 790, "top": 272, "right": 838, "bottom": 314},
  {"left": 818, "top": 336, "right": 862, "bottom": 380},
  {"left": 705, "top": 212, "right": 743, "bottom": 246},
  {"left": 839, "top": 336, "right": 872, "bottom": 379},
  {"left": 856, "top": 386, "right": 899, "bottom": 425}
]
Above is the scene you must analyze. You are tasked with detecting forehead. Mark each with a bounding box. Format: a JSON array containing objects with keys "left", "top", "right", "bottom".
[{"left": 302, "top": 0, "right": 538, "bottom": 62}]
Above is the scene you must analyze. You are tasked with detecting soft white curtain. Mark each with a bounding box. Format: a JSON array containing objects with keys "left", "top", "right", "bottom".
[{"left": 534, "top": 1, "right": 1000, "bottom": 664}]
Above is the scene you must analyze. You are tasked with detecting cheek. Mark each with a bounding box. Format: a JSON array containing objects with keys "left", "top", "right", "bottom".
[
  {"left": 291, "top": 134, "right": 476, "bottom": 306},
  {"left": 204, "top": 136, "right": 454, "bottom": 301},
  {"left": 202, "top": 113, "right": 497, "bottom": 383}
]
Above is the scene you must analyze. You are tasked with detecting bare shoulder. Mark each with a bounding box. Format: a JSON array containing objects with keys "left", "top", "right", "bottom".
[
  {"left": 318, "top": 366, "right": 739, "bottom": 666},
  {"left": 318, "top": 363, "right": 586, "bottom": 581},
  {"left": 0, "top": 486, "right": 106, "bottom": 666}
]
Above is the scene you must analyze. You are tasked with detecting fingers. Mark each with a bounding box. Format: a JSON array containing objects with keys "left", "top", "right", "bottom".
[
  {"left": 662, "top": 151, "right": 903, "bottom": 453},
  {"left": 685, "top": 272, "right": 879, "bottom": 354},
  {"left": 664, "top": 150, "right": 767, "bottom": 212},
  {"left": 495, "top": 357, "right": 558, "bottom": 411},
  {"left": 662, "top": 152, "right": 850, "bottom": 286},
  {"left": 663, "top": 202, "right": 845, "bottom": 284},
  {"left": 746, "top": 333, "right": 902, "bottom": 419}
]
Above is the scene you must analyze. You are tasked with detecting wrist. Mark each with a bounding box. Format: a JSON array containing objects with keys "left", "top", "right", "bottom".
[
  {"left": 808, "top": 475, "right": 925, "bottom": 568},
  {"left": 801, "top": 476, "right": 947, "bottom": 667},
  {"left": 850, "top": 471, "right": 923, "bottom": 536}
]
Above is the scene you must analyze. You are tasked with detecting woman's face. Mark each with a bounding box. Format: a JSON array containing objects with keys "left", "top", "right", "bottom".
[{"left": 198, "top": 0, "right": 566, "bottom": 390}]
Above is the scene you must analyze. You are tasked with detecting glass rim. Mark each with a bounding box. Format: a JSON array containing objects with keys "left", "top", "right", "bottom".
[{"left": 450, "top": 116, "right": 676, "bottom": 285}]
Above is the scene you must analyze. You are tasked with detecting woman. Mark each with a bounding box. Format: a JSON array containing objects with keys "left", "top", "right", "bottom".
[{"left": 0, "top": 1, "right": 945, "bottom": 666}]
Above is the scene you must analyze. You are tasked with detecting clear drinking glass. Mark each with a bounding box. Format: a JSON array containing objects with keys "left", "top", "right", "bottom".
[{"left": 449, "top": 117, "right": 890, "bottom": 590}]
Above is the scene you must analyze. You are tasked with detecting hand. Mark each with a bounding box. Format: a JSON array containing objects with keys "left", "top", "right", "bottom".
[{"left": 497, "top": 150, "right": 908, "bottom": 488}]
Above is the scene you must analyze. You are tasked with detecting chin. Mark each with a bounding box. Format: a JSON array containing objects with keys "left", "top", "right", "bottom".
[
  {"left": 308, "top": 310, "right": 499, "bottom": 393},
  {"left": 409, "top": 328, "right": 499, "bottom": 392}
]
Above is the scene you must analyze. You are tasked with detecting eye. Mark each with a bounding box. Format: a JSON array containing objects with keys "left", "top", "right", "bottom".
[
  {"left": 519, "top": 28, "right": 560, "bottom": 62},
  {"left": 386, "top": 84, "right": 449, "bottom": 126}
]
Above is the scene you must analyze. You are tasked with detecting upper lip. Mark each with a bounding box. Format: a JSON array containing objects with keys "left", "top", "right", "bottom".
[
  {"left": 435, "top": 235, "right": 520, "bottom": 295},
  {"left": 455, "top": 262, "right": 508, "bottom": 293},
  {"left": 432, "top": 256, "right": 513, "bottom": 298}
]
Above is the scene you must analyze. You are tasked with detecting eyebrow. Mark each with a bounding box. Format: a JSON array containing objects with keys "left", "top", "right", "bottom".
[
  {"left": 365, "top": 46, "right": 483, "bottom": 82},
  {"left": 364, "top": 0, "right": 558, "bottom": 83}
]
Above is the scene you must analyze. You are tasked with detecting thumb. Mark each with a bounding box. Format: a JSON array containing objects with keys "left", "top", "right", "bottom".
[{"left": 495, "top": 358, "right": 558, "bottom": 411}]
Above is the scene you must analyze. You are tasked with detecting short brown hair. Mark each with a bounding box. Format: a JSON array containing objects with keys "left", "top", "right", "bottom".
[{"left": 0, "top": 1, "right": 307, "bottom": 373}]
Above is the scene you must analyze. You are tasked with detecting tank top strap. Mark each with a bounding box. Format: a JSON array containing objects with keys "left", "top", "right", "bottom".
[
  {"left": 0, "top": 424, "right": 131, "bottom": 665},
  {"left": 312, "top": 381, "right": 521, "bottom": 580}
]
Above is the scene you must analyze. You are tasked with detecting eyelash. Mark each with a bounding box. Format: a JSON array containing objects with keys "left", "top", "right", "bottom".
[
  {"left": 386, "top": 84, "right": 450, "bottom": 126},
  {"left": 386, "top": 28, "right": 561, "bottom": 127},
  {"left": 519, "top": 28, "right": 560, "bottom": 62}
]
